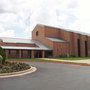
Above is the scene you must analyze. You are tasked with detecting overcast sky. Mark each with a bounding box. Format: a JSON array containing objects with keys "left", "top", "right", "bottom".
[{"left": 0, "top": 0, "right": 90, "bottom": 38}]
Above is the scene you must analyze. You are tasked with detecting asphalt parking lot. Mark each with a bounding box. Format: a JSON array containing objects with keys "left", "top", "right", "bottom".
[{"left": 0, "top": 62, "right": 90, "bottom": 90}]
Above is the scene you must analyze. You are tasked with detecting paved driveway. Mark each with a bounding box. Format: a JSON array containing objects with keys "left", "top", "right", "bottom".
[{"left": 0, "top": 62, "right": 90, "bottom": 90}]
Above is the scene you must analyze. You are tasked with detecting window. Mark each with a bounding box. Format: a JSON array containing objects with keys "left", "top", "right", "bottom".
[
  {"left": 16, "top": 50, "right": 19, "bottom": 54},
  {"left": 77, "top": 39, "right": 81, "bottom": 57},
  {"left": 85, "top": 41, "right": 88, "bottom": 56},
  {"left": 36, "top": 31, "right": 39, "bottom": 36},
  {"left": 9, "top": 50, "right": 11, "bottom": 54}
]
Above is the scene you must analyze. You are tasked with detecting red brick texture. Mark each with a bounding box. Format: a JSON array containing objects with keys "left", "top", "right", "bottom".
[
  {"left": 32, "top": 24, "right": 90, "bottom": 57},
  {"left": 32, "top": 25, "right": 53, "bottom": 48},
  {"left": 53, "top": 42, "right": 69, "bottom": 57}
]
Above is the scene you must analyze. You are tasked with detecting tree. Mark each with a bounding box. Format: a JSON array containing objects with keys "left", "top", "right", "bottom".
[{"left": 0, "top": 46, "right": 6, "bottom": 64}]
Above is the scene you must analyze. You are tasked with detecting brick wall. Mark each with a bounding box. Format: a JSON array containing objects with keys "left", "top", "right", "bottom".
[
  {"left": 32, "top": 24, "right": 90, "bottom": 57},
  {"left": 53, "top": 42, "right": 69, "bottom": 57},
  {"left": 79, "top": 35, "right": 87, "bottom": 57},
  {"left": 32, "top": 24, "right": 53, "bottom": 48},
  {"left": 45, "top": 26, "right": 60, "bottom": 38},
  {"left": 87, "top": 37, "right": 90, "bottom": 56}
]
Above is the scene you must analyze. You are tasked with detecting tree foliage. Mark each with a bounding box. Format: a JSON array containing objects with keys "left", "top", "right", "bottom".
[{"left": 0, "top": 46, "right": 6, "bottom": 64}]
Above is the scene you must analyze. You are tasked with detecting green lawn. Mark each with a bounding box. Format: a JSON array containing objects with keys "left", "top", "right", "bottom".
[
  {"left": 7, "top": 58, "right": 52, "bottom": 62},
  {"left": 7, "top": 57, "right": 90, "bottom": 63}
]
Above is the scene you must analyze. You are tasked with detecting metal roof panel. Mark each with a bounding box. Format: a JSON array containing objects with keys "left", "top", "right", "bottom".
[{"left": 47, "top": 37, "right": 66, "bottom": 42}]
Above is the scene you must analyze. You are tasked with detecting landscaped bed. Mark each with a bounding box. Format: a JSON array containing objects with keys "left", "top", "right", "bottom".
[
  {"left": 0, "top": 46, "right": 32, "bottom": 74},
  {"left": 0, "top": 61, "right": 31, "bottom": 74}
]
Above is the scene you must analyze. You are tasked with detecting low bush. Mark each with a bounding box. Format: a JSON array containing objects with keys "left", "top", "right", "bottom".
[{"left": 0, "top": 61, "right": 30, "bottom": 73}]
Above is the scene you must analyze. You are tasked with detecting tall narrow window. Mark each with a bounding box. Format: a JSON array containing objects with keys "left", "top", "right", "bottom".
[
  {"left": 77, "top": 39, "right": 81, "bottom": 57},
  {"left": 36, "top": 31, "right": 38, "bottom": 36},
  {"left": 85, "top": 41, "right": 88, "bottom": 57},
  {"left": 9, "top": 50, "right": 11, "bottom": 54}
]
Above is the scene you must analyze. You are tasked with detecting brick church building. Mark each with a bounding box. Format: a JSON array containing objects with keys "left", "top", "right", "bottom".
[{"left": 0, "top": 24, "right": 90, "bottom": 58}]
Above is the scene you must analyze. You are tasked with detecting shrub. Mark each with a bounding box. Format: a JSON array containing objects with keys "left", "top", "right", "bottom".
[
  {"left": 0, "top": 61, "right": 30, "bottom": 73},
  {"left": 0, "top": 46, "right": 6, "bottom": 64},
  {"left": 11, "top": 62, "right": 30, "bottom": 72},
  {"left": 0, "top": 66, "right": 11, "bottom": 73},
  {"left": 0, "top": 55, "right": 3, "bottom": 63}
]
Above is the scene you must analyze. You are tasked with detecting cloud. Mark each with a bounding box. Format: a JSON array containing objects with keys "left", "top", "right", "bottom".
[
  {"left": 38, "top": 0, "right": 90, "bottom": 34},
  {"left": 0, "top": 0, "right": 44, "bottom": 38},
  {"left": 0, "top": 0, "right": 90, "bottom": 38},
  {"left": 0, "top": 25, "right": 15, "bottom": 37},
  {"left": 0, "top": 30, "right": 15, "bottom": 37},
  {"left": 0, "top": 0, "right": 14, "bottom": 13},
  {"left": 34, "top": 0, "right": 78, "bottom": 28}
]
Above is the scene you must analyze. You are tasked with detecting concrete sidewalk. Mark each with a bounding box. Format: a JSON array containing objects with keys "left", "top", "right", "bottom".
[{"left": 42, "top": 58, "right": 90, "bottom": 64}]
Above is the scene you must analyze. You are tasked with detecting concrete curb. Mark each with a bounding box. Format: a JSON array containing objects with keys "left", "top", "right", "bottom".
[{"left": 0, "top": 66, "right": 37, "bottom": 78}]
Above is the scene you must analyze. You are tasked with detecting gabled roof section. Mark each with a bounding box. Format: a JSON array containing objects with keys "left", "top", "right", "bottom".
[
  {"left": 0, "top": 37, "right": 34, "bottom": 44},
  {"left": 32, "top": 40, "right": 52, "bottom": 50}
]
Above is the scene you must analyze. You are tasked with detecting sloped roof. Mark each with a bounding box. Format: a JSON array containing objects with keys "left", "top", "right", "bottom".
[
  {"left": 32, "top": 40, "right": 52, "bottom": 50},
  {"left": 0, "top": 37, "right": 34, "bottom": 44},
  {"left": 0, "top": 37, "right": 52, "bottom": 50},
  {"left": 47, "top": 37, "right": 66, "bottom": 42}
]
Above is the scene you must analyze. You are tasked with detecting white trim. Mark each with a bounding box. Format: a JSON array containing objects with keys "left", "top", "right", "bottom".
[
  {"left": 0, "top": 66, "right": 37, "bottom": 78},
  {"left": 1, "top": 46, "right": 52, "bottom": 50}
]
